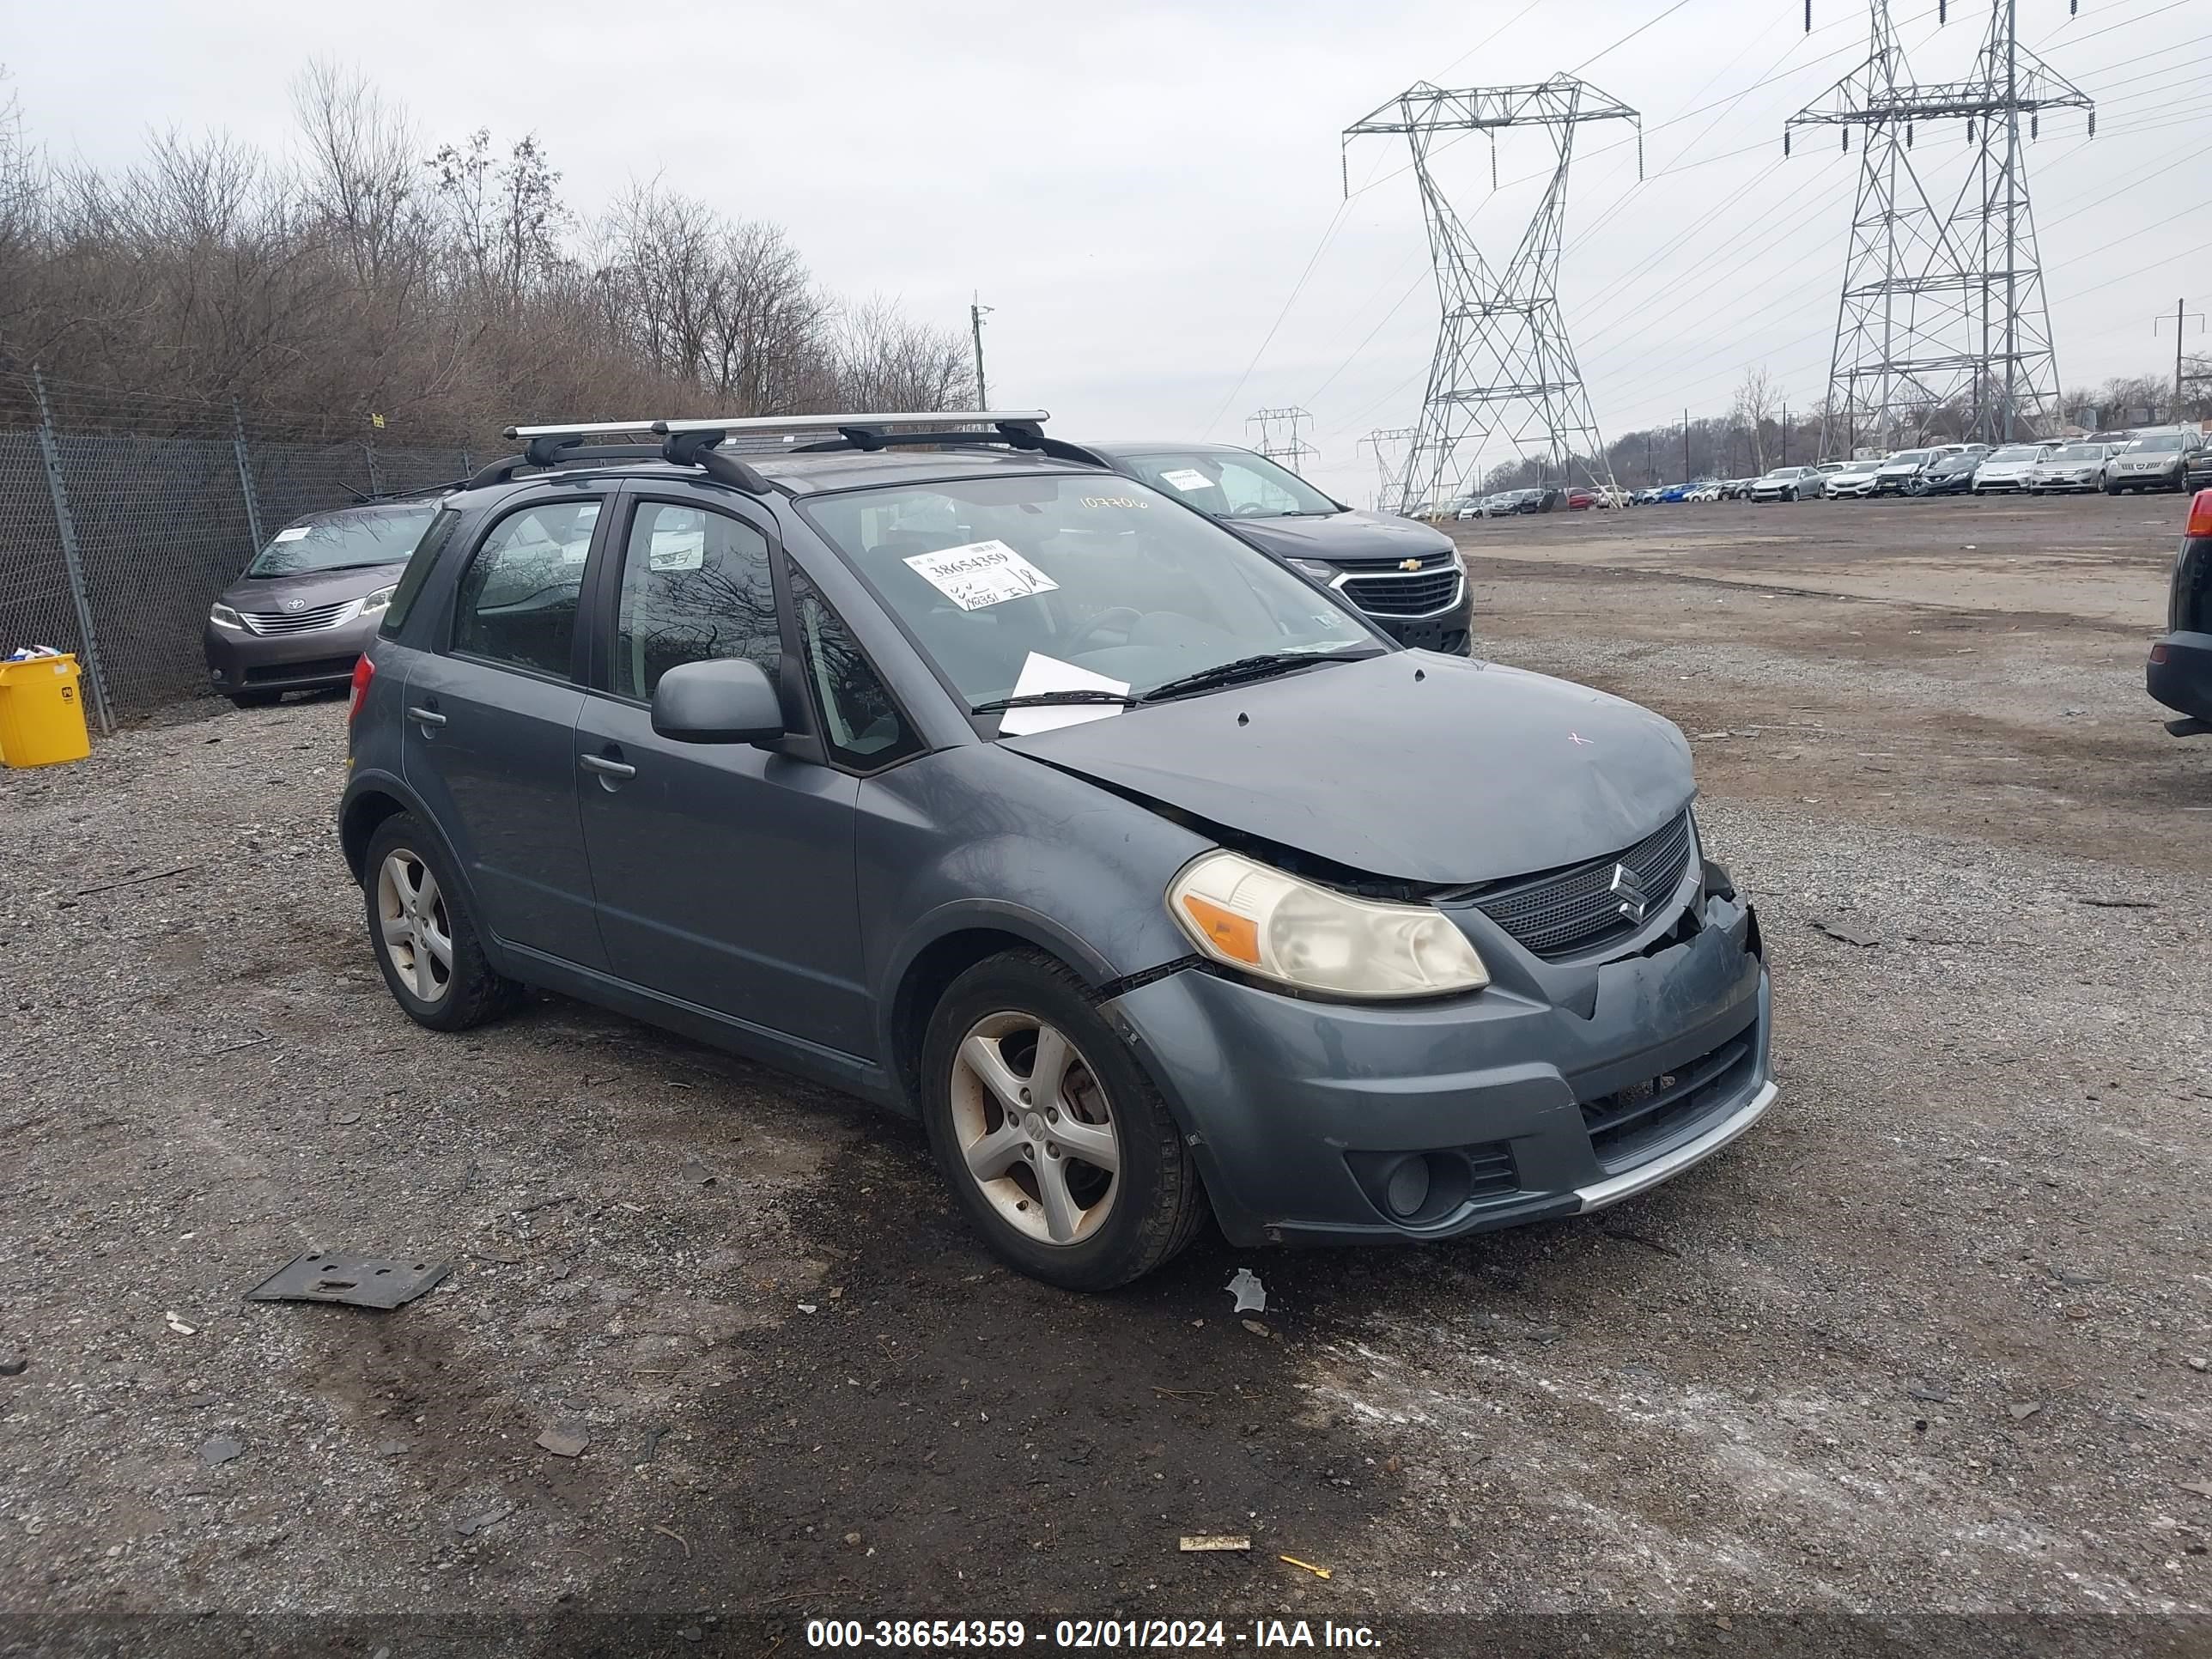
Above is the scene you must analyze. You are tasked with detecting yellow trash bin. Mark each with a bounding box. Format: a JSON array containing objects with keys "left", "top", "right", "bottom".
[{"left": 0, "top": 653, "right": 94, "bottom": 768}]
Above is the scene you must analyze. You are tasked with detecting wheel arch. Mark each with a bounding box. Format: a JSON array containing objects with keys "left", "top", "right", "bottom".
[{"left": 882, "top": 911, "right": 1121, "bottom": 1113}]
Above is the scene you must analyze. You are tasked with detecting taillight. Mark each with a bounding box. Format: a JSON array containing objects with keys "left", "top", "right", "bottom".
[
  {"left": 2188, "top": 489, "right": 2212, "bottom": 539},
  {"left": 348, "top": 653, "right": 375, "bottom": 723}
]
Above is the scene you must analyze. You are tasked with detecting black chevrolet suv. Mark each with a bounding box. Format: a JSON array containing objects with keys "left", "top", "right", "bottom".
[
  {"left": 2148, "top": 488, "right": 2212, "bottom": 738},
  {"left": 1085, "top": 442, "right": 1473, "bottom": 653}
]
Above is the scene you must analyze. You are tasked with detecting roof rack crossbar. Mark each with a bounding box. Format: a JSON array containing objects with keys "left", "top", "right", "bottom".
[
  {"left": 465, "top": 432, "right": 771, "bottom": 494},
  {"left": 501, "top": 410, "right": 1052, "bottom": 441},
  {"left": 787, "top": 422, "right": 1107, "bottom": 471}
]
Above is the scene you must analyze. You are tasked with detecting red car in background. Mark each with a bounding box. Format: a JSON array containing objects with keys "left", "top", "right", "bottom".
[{"left": 1566, "top": 488, "right": 1597, "bottom": 510}]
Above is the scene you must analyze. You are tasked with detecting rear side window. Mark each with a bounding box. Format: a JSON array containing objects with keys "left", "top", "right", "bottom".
[
  {"left": 380, "top": 507, "right": 460, "bottom": 638},
  {"left": 452, "top": 499, "right": 601, "bottom": 677},
  {"left": 791, "top": 568, "right": 923, "bottom": 771},
  {"left": 612, "top": 501, "right": 780, "bottom": 700}
]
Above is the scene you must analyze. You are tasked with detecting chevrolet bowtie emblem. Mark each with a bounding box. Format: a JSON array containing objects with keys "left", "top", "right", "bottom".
[{"left": 1399, "top": 557, "right": 1422, "bottom": 572}]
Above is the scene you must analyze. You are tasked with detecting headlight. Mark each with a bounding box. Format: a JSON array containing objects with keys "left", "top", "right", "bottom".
[
  {"left": 1167, "top": 849, "right": 1488, "bottom": 1000},
  {"left": 1284, "top": 557, "right": 1338, "bottom": 583},
  {"left": 210, "top": 602, "right": 245, "bottom": 631},
  {"left": 359, "top": 583, "right": 397, "bottom": 617}
]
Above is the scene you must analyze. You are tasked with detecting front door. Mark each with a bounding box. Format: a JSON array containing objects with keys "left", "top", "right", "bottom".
[
  {"left": 574, "top": 495, "right": 872, "bottom": 1058},
  {"left": 402, "top": 492, "right": 608, "bottom": 969}
]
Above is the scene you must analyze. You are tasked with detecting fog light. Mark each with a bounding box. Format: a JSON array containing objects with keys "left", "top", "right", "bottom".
[{"left": 1384, "top": 1156, "right": 1431, "bottom": 1218}]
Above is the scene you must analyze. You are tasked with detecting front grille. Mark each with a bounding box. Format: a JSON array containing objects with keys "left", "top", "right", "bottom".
[
  {"left": 241, "top": 599, "right": 358, "bottom": 635},
  {"left": 243, "top": 654, "right": 360, "bottom": 684},
  {"left": 1579, "top": 1023, "right": 1757, "bottom": 1164},
  {"left": 1474, "top": 811, "right": 1693, "bottom": 959},
  {"left": 1339, "top": 566, "right": 1462, "bottom": 617}
]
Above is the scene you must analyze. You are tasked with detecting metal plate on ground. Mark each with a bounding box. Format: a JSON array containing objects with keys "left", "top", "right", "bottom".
[{"left": 244, "top": 1251, "right": 450, "bottom": 1310}]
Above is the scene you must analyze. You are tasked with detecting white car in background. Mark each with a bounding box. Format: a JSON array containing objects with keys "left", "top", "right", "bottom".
[
  {"left": 1685, "top": 481, "right": 1727, "bottom": 502},
  {"left": 1749, "top": 465, "right": 1829, "bottom": 502},
  {"left": 1824, "top": 459, "right": 1885, "bottom": 497},
  {"left": 1972, "top": 442, "right": 2057, "bottom": 493}
]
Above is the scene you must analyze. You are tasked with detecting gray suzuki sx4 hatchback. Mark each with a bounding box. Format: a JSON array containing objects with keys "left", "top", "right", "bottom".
[{"left": 339, "top": 413, "right": 1776, "bottom": 1290}]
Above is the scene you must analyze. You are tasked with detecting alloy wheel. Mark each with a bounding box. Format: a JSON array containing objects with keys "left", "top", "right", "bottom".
[
  {"left": 376, "top": 849, "right": 453, "bottom": 1003},
  {"left": 948, "top": 1012, "right": 1121, "bottom": 1246}
]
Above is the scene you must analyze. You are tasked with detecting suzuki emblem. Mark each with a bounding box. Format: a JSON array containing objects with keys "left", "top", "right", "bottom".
[
  {"left": 1609, "top": 863, "right": 1651, "bottom": 924},
  {"left": 1567, "top": 731, "right": 1592, "bottom": 746},
  {"left": 1399, "top": 557, "right": 1423, "bottom": 572}
]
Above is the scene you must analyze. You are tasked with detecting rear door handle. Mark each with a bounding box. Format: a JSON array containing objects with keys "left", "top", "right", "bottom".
[
  {"left": 580, "top": 752, "right": 635, "bottom": 780},
  {"left": 405, "top": 704, "right": 447, "bottom": 727}
]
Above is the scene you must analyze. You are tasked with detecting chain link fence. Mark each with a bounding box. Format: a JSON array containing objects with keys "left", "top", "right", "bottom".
[{"left": 0, "top": 410, "right": 471, "bottom": 727}]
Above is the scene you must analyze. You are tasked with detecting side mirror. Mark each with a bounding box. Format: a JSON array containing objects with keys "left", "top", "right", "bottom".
[{"left": 651, "top": 657, "right": 785, "bottom": 745}]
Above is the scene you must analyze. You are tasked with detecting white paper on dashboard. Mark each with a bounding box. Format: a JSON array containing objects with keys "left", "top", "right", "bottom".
[
  {"left": 902, "top": 540, "right": 1059, "bottom": 611},
  {"left": 272, "top": 526, "right": 312, "bottom": 542},
  {"left": 996, "top": 652, "right": 1133, "bottom": 736},
  {"left": 1160, "top": 467, "right": 1212, "bottom": 492}
]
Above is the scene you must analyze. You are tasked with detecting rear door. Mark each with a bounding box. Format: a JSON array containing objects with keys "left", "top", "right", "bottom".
[
  {"left": 572, "top": 494, "right": 875, "bottom": 1056},
  {"left": 402, "top": 492, "right": 609, "bottom": 969}
]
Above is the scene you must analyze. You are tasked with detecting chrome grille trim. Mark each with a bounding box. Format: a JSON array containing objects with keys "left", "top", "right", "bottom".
[
  {"left": 1334, "top": 564, "right": 1465, "bottom": 619},
  {"left": 240, "top": 598, "right": 362, "bottom": 635}
]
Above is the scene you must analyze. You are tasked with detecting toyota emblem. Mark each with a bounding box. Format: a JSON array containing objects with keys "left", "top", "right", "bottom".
[{"left": 283, "top": 599, "right": 308, "bottom": 612}]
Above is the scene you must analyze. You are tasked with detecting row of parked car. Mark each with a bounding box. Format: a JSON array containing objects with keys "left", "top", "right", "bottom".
[{"left": 1626, "top": 427, "right": 2212, "bottom": 506}]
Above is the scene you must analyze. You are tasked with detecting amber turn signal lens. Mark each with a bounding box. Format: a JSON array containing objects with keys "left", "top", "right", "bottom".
[{"left": 1180, "top": 894, "right": 1260, "bottom": 965}]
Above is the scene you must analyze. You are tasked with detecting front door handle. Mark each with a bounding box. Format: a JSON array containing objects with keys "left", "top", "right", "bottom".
[
  {"left": 405, "top": 704, "right": 447, "bottom": 727},
  {"left": 580, "top": 752, "right": 635, "bottom": 780}
]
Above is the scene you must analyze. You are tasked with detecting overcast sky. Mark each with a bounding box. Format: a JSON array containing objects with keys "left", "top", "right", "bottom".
[{"left": 5, "top": 0, "right": 2206, "bottom": 502}]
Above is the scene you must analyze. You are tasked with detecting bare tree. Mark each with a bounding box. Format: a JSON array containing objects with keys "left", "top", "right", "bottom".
[
  {"left": 830, "top": 296, "right": 976, "bottom": 411},
  {"left": 1729, "top": 367, "right": 1783, "bottom": 472}
]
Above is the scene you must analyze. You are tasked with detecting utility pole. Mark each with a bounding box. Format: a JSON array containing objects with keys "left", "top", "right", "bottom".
[
  {"left": 1782, "top": 400, "right": 1790, "bottom": 466},
  {"left": 969, "top": 295, "right": 993, "bottom": 409},
  {"left": 1683, "top": 408, "right": 1691, "bottom": 479},
  {"left": 2155, "top": 299, "right": 2205, "bottom": 422}
]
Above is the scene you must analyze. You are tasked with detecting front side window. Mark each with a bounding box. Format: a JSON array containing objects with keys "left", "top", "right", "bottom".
[
  {"left": 453, "top": 498, "right": 601, "bottom": 677},
  {"left": 612, "top": 501, "right": 780, "bottom": 700},
  {"left": 801, "top": 474, "right": 1379, "bottom": 714},
  {"left": 248, "top": 505, "right": 435, "bottom": 577},
  {"left": 1118, "top": 450, "right": 1340, "bottom": 520}
]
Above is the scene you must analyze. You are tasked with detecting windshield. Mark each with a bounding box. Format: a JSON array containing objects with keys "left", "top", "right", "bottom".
[
  {"left": 801, "top": 474, "right": 1382, "bottom": 712},
  {"left": 1988, "top": 446, "right": 2039, "bottom": 462},
  {"left": 2052, "top": 445, "right": 2103, "bottom": 462},
  {"left": 2128, "top": 434, "right": 2184, "bottom": 453},
  {"left": 246, "top": 506, "right": 434, "bottom": 576},
  {"left": 1117, "top": 449, "right": 1342, "bottom": 519},
  {"left": 1885, "top": 451, "right": 1929, "bottom": 466}
]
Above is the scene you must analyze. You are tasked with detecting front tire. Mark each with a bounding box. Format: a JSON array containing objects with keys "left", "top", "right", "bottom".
[
  {"left": 920, "top": 949, "right": 1208, "bottom": 1291},
  {"left": 362, "top": 813, "right": 524, "bottom": 1032}
]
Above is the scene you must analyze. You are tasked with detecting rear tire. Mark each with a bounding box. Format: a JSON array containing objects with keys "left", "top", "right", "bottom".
[
  {"left": 919, "top": 949, "right": 1208, "bottom": 1291},
  {"left": 362, "top": 812, "right": 525, "bottom": 1032}
]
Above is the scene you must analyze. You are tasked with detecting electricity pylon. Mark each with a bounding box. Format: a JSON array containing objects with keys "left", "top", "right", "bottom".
[
  {"left": 1357, "top": 426, "right": 1418, "bottom": 510},
  {"left": 1247, "top": 406, "right": 1319, "bottom": 470},
  {"left": 1345, "top": 76, "right": 1637, "bottom": 515},
  {"left": 1788, "top": 0, "right": 2091, "bottom": 452}
]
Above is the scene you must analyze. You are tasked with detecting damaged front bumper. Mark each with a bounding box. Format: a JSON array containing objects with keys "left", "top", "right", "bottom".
[{"left": 1102, "top": 884, "right": 1774, "bottom": 1248}]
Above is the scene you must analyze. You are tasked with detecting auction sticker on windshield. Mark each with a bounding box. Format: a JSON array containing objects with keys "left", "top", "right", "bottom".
[
  {"left": 1160, "top": 468, "right": 1212, "bottom": 491},
  {"left": 903, "top": 540, "right": 1059, "bottom": 611}
]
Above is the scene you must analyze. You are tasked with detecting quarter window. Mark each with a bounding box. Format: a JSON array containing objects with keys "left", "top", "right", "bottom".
[
  {"left": 452, "top": 499, "right": 601, "bottom": 676},
  {"left": 613, "top": 501, "right": 781, "bottom": 700},
  {"left": 792, "top": 571, "right": 922, "bottom": 770}
]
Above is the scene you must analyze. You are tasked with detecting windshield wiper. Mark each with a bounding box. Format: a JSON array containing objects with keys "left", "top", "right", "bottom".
[
  {"left": 970, "top": 689, "right": 1140, "bottom": 715},
  {"left": 1139, "top": 649, "right": 1375, "bottom": 704}
]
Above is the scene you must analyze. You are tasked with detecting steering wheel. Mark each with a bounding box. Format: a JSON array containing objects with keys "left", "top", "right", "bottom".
[{"left": 1062, "top": 606, "right": 1145, "bottom": 656}]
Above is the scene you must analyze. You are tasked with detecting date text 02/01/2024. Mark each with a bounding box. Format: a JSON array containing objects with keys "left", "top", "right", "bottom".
[{"left": 802, "top": 1616, "right": 1381, "bottom": 1649}]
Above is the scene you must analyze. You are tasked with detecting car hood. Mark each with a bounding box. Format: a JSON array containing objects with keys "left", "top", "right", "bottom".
[
  {"left": 219, "top": 562, "right": 407, "bottom": 611},
  {"left": 1228, "top": 510, "right": 1455, "bottom": 567},
  {"left": 1000, "top": 653, "right": 1693, "bottom": 886}
]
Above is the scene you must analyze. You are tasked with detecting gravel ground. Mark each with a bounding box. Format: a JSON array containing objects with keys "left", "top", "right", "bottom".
[{"left": 2, "top": 491, "right": 2209, "bottom": 1655}]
